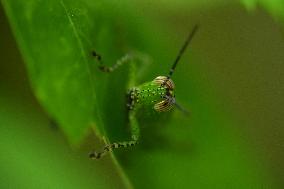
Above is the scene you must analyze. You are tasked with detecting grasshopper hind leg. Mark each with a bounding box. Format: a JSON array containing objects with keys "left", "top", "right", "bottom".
[
  {"left": 89, "top": 140, "right": 138, "bottom": 159},
  {"left": 89, "top": 103, "right": 140, "bottom": 159}
]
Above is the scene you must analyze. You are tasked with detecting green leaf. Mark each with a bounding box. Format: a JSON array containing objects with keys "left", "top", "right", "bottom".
[{"left": 2, "top": 0, "right": 130, "bottom": 143}]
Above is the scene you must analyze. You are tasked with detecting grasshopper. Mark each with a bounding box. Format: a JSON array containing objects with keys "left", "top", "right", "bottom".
[{"left": 89, "top": 25, "right": 198, "bottom": 159}]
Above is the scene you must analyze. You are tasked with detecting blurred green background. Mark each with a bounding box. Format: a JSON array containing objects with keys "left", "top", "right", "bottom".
[{"left": 0, "top": 0, "right": 283, "bottom": 188}]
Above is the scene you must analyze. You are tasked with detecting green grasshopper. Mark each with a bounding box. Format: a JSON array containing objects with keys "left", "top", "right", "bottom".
[{"left": 89, "top": 25, "right": 198, "bottom": 159}]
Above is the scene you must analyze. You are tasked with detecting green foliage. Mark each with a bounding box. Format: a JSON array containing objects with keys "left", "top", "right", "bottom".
[
  {"left": 2, "top": 0, "right": 101, "bottom": 143},
  {"left": 1, "top": 0, "right": 282, "bottom": 188}
]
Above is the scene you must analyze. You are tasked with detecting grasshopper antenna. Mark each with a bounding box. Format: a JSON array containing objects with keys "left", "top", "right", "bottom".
[
  {"left": 174, "top": 102, "right": 190, "bottom": 116},
  {"left": 167, "top": 24, "right": 199, "bottom": 79}
]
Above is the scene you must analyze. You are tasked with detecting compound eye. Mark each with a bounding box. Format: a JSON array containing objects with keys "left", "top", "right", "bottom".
[
  {"left": 154, "top": 99, "right": 174, "bottom": 112},
  {"left": 153, "top": 76, "right": 175, "bottom": 90}
]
